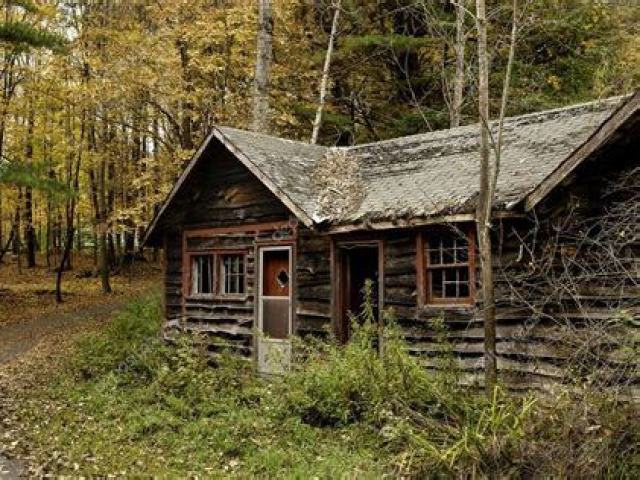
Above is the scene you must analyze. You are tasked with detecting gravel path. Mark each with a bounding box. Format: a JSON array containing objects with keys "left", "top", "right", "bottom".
[{"left": 0, "top": 300, "right": 129, "bottom": 478}]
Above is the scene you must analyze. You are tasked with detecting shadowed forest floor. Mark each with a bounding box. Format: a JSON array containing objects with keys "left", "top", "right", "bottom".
[{"left": 0, "top": 254, "right": 160, "bottom": 328}]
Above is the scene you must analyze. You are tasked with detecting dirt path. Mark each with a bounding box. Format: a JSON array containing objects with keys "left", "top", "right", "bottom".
[
  {"left": 0, "top": 300, "right": 130, "bottom": 478},
  {"left": 0, "top": 456, "right": 22, "bottom": 479},
  {"left": 0, "top": 301, "right": 128, "bottom": 365}
]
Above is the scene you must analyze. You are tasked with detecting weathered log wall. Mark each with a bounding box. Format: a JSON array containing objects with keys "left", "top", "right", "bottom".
[
  {"left": 295, "top": 230, "right": 332, "bottom": 337},
  {"left": 160, "top": 141, "right": 295, "bottom": 354},
  {"left": 161, "top": 137, "right": 290, "bottom": 230},
  {"left": 164, "top": 233, "right": 182, "bottom": 322},
  {"left": 323, "top": 160, "right": 639, "bottom": 391}
]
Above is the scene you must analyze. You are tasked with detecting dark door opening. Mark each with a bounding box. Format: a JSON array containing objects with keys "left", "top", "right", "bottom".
[{"left": 338, "top": 244, "right": 380, "bottom": 343}]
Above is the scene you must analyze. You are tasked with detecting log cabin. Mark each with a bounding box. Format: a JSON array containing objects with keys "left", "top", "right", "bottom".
[{"left": 144, "top": 92, "right": 639, "bottom": 390}]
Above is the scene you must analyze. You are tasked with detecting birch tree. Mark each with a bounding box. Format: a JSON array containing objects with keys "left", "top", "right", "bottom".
[
  {"left": 251, "top": 0, "right": 273, "bottom": 133},
  {"left": 311, "top": 0, "right": 341, "bottom": 144},
  {"left": 450, "top": 0, "right": 466, "bottom": 127},
  {"left": 475, "top": 0, "right": 519, "bottom": 396}
]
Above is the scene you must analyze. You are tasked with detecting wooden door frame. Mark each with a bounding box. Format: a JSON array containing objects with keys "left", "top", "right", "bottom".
[
  {"left": 331, "top": 238, "right": 384, "bottom": 343},
  {"left": 255, "top": 244, "right": 294, "bottom": 365}
]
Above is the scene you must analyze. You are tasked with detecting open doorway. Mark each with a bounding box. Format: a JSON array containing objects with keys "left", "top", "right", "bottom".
[{"left": 337, "top": 243, "right": 381, "bottom": 343}]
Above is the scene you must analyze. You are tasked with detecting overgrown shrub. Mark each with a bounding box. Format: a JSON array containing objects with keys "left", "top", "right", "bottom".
[
  {"left": 73, "top": 293, "right": 164, "bottom": 380},
  {"left": 11, "top": 291, "right": 638, "bottom": 478},
  {"left": 278, "top": 282, "right": 537, "bottom": 477}
]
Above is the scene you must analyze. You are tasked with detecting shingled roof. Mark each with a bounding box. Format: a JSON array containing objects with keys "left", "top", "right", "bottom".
[
  {"left": 215, "top": 126, "right": 328, "bottom": 221},
  {"left": 339, "top": 95, "right": 628, "bottom": 225},
  {"left": 144, "top": 93, "right": 638, "bottom": 242}
]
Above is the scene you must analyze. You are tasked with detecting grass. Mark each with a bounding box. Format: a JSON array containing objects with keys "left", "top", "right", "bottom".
[{"left": 2, "top": 292, "right": 638, "bottom": 478}]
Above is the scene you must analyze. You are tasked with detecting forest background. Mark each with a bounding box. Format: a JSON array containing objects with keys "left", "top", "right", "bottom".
[{"left": 0, "top": 0, "right": 638, "bottom": 285}]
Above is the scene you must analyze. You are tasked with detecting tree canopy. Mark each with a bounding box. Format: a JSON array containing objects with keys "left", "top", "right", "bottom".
[{"left": 0, "top": 0, "right": 637, "bottom": 271}]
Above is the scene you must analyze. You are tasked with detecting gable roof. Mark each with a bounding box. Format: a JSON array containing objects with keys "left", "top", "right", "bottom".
[
  {"left": 523, "top": 91, "right": 639, "bottom": 210},
  {"left": 143, "top": 127, "right": 328, "bottom": 244},
  {"left": 215, "top": 127, "right": 328, "bottom": 223},
  {"left": 144, "top": 93, "right": 637, "bottom": 243}
]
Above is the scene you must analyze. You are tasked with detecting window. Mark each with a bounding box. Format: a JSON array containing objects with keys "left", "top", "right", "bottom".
[
  {"left": 219, "top": 254, "right": 245, "bottom": 295},
  {"left": 191, "top": 255, "right": 214, "bottom": 295},
  {"left": 189, "top": 252, "right": 247, "bottom": 297},
  {"left": 424, "top": 229, "right": 474, "bottom": 304}
]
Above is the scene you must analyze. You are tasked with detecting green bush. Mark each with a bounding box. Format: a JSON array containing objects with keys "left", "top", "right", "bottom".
[
  {"left": 73, "top": 293, "right": 164, "bottom": 381},
  {"left": 278, "top": 282, "right": 537, "bottom": 477}
]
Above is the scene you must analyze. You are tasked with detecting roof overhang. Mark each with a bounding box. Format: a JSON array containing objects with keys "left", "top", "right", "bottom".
[
  {"left": 523, "top": 91, "right": 639, "bottom": 211},
  {"left": 325, "top": 211, "right": 524, "bottom": 234},
  {"left": 142, "top": 127, "right": 314, "bottom": 246}
]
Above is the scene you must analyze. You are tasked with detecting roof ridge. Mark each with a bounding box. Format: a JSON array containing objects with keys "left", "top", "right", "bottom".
[
  {"left": 216, "top": 125, "right": 328, "bottom": 149},
  {"left": 214, "top": 94, "right": 628, "bottom": 152},
  {"left": 345, "top": 94, "right": 629, "bottom": 150}
]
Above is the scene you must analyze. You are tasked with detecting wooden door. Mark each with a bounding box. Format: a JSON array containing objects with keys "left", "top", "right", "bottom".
[{"left": 257, "top": 246, "right": 292, "bottom": 373}]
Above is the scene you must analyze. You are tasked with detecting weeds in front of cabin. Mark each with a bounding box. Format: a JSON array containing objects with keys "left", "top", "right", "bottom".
[{"left": 5, "top": 288, "right": 638, "bottom": 477}]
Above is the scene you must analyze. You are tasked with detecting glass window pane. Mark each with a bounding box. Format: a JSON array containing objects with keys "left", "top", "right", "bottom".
[
  {"left": 442, "top": 247, "right": 454, "bottom": 264},
  {"left": 458, "top": 267, "right": 469, "bottom": 282},
  {"left": 445, "top": 269, "right": 458, "bottom": 282},
  {"left": 220, "top": 254, "right": 245, "bottom": 295},
  {"left": 425, "top": 230, "right": 473, "bottom": 303},
  {"left": 430, "top": 269, "right": 443, "bottom": 298},
  {"left": 444, "top": 282, "right": 457, "bottom": 298},
  {"left": 192, "top": 255, "right": 213, "bottom": 294}
]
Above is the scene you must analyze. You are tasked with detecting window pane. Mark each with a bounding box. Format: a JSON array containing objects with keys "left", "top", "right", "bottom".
[
  {"left": 220, "top": 254, "right": 245, "bottom": 295},
  {"left": 192, "top": 255, "right": 213, "bottom": 294},
  {"left": 444, "top": 282, "right": 457, "bottom": 298},
  {"left": 430, "top": 269, "right": 443, "bottom": 298},
  {"left": 458, "top": 267, "right": 469, "bottom": 282},
  {"left": 442, "top": 247, "right": 454, "bottom": 264},
  {"left": 444, "top": 268, "right": 457, "bottom": 282}
]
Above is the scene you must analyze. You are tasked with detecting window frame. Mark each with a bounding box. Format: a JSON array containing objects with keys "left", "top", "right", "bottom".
[
  {"left": 418, "top": 226, "right": 476, "bottom": 307},
  {"left": 185, "top": 249, "right": 248, "bottom": 300},
  {"left": 189, "top": 254, "right": 215, "bottom": 298},
  {"left": 217, "top": 252, "right": 248, "bottom": 298}
]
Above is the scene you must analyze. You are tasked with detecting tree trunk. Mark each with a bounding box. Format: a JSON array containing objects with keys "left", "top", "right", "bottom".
[
  {"left": 0, "top": 222, "right": 15, "bottom": 263},
  {"left": 24, "top": 104, "right": 36, "bottom": 267},
  {"left": 311, "top": 0, "right": 341, "bottom": 144},
  {"left": 251, "top": 0, "right": 273, "bottom": 133},
  {"left": 177, "top": 38, "right": 194, "bottom": 150},
  {"left": 97, "top": 116, "right": 112, "bottom": 293},
  {"left": 76, "top": 210, "right": 82, "bottom": 251},
  {"left": 24, "top": 186, "right": 35, "bottom": 267},
  {"left": 450, "top": 0, "right": 466, "bottom": 128},
  {"left": 56, "top": 111, "right": 85, "bottom": 303},
  {"left": 12, "top": 193, "right": 20, "bottom": 256},
  {"left": 475, "top": 0, "right": 497, "bottom": 397},
  {"left": 98, "top": 222, "right": 111, "bottom": 294}
]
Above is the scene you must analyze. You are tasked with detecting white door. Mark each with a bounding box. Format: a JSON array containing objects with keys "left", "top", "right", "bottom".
[{"left": 257, "top": 246, "right": 292, "bottom": 374}]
